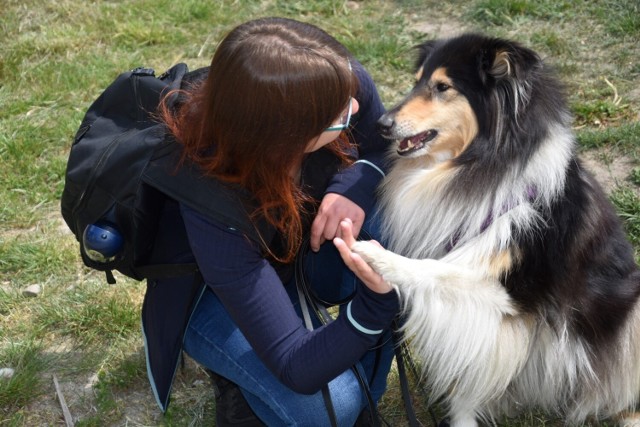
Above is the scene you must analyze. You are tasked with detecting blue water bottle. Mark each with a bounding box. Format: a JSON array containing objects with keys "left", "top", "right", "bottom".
[{"left": 82, "top": 221, "right": 123, "bottom": 263}]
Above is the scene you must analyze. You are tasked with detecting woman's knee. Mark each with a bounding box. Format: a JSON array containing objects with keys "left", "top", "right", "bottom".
[
  {"left": 328, "top": 370, "right": 366, "bottom": 426},
  {"left": 244, "top": 370, "right": 364, "bottom": 426}
]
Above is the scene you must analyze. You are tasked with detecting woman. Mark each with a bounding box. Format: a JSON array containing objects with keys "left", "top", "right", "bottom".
[{"left": 148, "top": 17, "right": 399, "bottom": 426}]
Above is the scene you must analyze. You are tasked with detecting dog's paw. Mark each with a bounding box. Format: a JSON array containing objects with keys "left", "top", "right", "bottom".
[
  {"left": 351, "top": 241, "right": 400, "bottom": 281},
  {"left": 351, "top": 240, "right": 384, "bottom": 263}
]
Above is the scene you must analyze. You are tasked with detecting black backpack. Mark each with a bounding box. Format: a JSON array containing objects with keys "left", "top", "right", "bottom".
[{"left": 61, "top": 64, "right": 271, "bottom": 284}]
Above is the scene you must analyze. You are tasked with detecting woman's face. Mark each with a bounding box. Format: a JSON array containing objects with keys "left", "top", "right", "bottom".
[{"left": 305, "top": 98, "right": 360, "bottom": 153}]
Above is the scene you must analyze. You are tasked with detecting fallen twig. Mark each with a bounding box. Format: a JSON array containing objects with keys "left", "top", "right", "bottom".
[{"left": 53, "top": 374, "right": 74, "bottom": 427}]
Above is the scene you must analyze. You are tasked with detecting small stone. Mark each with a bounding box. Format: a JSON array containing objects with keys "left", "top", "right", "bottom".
[
  {"left": 22, "top": 284, "right": 42, "bottom": 297},
  {"left": 0, "top": 368, "right": 15, "bottom": 379},
  {"left": 346, "top": 1, "right": 360, "bottom": 10}
]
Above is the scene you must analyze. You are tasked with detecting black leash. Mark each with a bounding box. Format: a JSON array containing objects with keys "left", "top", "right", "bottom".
[
  {"left": 394, "top": 334, "right": 422, "bottom": 427},
  {"left": 393, "top": 320, "right": 441, "bottom": 427},
  {"left": 294, "top": 276, "right": 339, "bottom": 427},
  {"left": 295, "top": 238, "right": 382, "bottom": 427},
  {"left": 322, "top": 387, "right": 339, "bottom": 427}
]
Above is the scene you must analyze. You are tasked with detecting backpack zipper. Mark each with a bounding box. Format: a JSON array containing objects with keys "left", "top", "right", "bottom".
[
  {"left": 72, "top": 126, "right": 137, "bottom": 216},
  {"left": 72, "top": 73, "right": 145, "bottom": 216}
]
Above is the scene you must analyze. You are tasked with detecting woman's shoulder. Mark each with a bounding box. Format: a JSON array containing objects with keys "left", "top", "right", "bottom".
[
  {"left": 180, "top": 202, "right": 268, "bottom": 264},
  {"left": 181, "top": 203, "right": 256, "bottom": 246}
]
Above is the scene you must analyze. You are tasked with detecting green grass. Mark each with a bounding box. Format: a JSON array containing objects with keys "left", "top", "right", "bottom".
[
  {"left": 613, "top": 187, "right": 640, "bottom": 253},
  {"left": 0, "top": 340, "right": 48, "bottom": 417},
  {"left": 0, "top": 0, "right": 638, "bottom": 425}
]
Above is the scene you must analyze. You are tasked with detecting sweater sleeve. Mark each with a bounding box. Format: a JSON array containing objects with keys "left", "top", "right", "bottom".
[
  {"left": 325, "top": 60, "right": 390, "bottom": 214},
  {"left": 181, "top": 204, "right": 399, "bottom": 394}
]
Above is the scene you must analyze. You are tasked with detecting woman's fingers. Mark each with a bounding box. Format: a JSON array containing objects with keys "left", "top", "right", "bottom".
[
  {"left": 337, "top": 219, "right": 356, "bottom": 247},
  {"left": 333, "top": 220, "right": 392, "bottom": 294}
]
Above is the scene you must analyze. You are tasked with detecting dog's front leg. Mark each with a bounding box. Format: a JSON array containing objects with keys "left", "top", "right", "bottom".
[
  {"left": 351, "top": 240, "right": 513, "bottom": 312},
  {"left": 351, "top": 240, "right": 530, "bottom": 426}
]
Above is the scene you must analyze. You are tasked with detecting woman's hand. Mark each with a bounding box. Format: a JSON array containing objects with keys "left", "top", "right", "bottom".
[
  {"left": 333, "top": 219, "right": 393, "bottom": 294},
  {"left": 310, "top": 193, "right": 365, "bottom": 252}
]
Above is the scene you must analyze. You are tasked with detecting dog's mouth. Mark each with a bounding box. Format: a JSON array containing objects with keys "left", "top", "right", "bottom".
[{"left": 397, "top": 130, "right": 438, "bottom": 156}]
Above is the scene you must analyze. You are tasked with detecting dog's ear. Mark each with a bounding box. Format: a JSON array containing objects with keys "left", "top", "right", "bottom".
[
  {"left": 413, "top": 40, "right": 437, "bottom": 81},
  {"left": 483, "top": 40, "right": 542, "bottom": 82},
  {"left": 490, "top": 50, "right": 513, "bottom": 79},
  {"left": 480, "top": 38, "right": 544, "bottom": 121}
]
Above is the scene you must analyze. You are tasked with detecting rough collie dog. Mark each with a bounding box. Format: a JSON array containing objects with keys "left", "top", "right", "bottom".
[{"left": 351, "top": 33, "right": 640, "bottom": 426}]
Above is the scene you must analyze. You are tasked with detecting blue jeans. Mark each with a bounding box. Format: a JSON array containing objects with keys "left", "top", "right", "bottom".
[{"left": 183, "top": 216, "right": 395, "bottom": 426}]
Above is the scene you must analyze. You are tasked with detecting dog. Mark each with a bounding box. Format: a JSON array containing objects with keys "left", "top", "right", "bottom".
[{"left": 351, "top": 33, "right": 640, "bottom": 426}]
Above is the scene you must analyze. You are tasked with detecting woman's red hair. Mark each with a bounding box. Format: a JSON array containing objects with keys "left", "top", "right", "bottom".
[{"left": 160, "top": 17, "right": 358, "bottom": 263}]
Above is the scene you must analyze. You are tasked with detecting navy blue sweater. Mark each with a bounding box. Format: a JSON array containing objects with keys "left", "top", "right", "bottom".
[{"left": 181, "top": 62, "right": 399, "bottom": 394}]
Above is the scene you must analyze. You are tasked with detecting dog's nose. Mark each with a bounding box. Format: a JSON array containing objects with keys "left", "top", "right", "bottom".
[{"left": 377, "top": 114, "right": 395, "bottom": 137}]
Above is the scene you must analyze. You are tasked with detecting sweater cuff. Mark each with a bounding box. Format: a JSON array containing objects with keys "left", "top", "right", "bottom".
[
  {"left": 346, "top": 301, "right": 383, "bottom": 335},
  {"left": 345, "top": 283, "right": 399, "bottom": 336}
]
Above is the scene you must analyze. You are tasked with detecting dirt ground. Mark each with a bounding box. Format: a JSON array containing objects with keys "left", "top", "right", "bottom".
[{"left": 581, "top": 150, "right": 639, "bottom": 196}]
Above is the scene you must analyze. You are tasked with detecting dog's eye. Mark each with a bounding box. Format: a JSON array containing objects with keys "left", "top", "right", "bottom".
[{"left": 436, "top": 82, "right": 450, "bottom": 92}]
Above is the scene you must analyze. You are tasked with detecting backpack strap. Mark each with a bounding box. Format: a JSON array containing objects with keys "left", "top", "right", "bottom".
[{"left": 142, "top": 139, "right": 276, "bottom": 250}]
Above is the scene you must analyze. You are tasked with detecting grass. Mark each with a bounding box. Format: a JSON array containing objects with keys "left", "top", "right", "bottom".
[{"left": 0, "top": 0, "right": 638, "bottom": 425}]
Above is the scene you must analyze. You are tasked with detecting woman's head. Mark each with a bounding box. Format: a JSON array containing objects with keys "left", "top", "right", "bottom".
[
  {"left": 162, "top": 17, "right": 359, "bottom": 261},
  {"left": 207, "top": 18, "right": 357, "bottom": 163}
]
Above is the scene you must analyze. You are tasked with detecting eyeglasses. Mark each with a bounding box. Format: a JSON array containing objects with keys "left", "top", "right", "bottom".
[{"left": 324, "top": 97, "right": 353, "bottom": 132}]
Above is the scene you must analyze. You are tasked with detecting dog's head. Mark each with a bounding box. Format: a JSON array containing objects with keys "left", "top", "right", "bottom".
[{"left": 379, "top": 33, "right": 545, "bottom": 162}]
